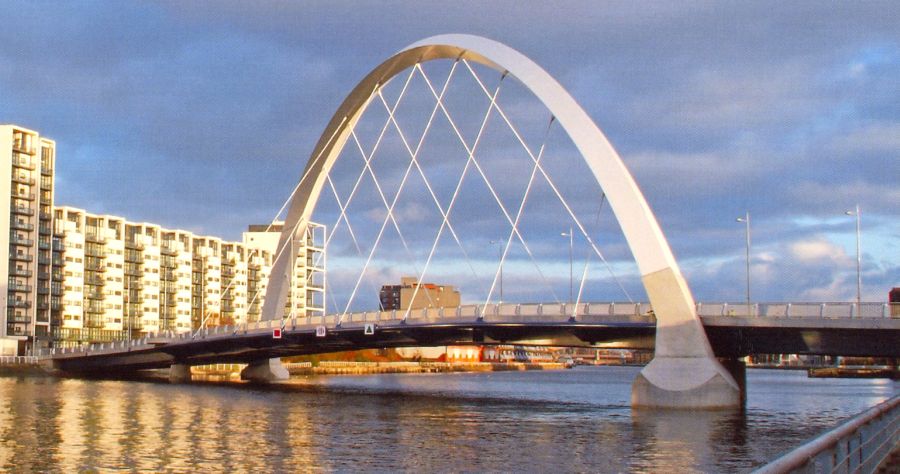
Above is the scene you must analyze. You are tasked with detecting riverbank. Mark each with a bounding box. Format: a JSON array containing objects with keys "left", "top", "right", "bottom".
[
  {"left": 191, "top": 361, "right": 567, "bottom": 377},
  {"left": 808, "top": 367, "right": 899, "bottom": 380}
]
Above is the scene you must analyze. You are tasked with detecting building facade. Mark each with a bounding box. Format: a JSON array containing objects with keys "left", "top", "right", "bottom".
[
  {"left": 380, "top": 276, "right": 460, "bottom": 311},
  {"left": 0, "top": 124, "right": 327, "bottom": 354},
  {"left": 242, "top": 222, "right": 326, "bottom": 318},
  {"left": 50, "top": 208, "right": 329, "bottom": 348},
  {"left": 0, "top": 125, "right": 55, "bottom": 356}
]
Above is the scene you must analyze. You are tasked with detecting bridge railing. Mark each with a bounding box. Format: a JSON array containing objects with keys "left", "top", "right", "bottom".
[
  {"left": 49, "top": 301, "right": 898, "bottom": 357},
  {"left": 753, "top": 394, "right": 900, "bottom": 474}
]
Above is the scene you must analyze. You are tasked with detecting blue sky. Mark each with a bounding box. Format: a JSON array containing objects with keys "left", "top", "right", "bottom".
[{"left": 0, "top": 1, "right": 897, "bottom": 307}]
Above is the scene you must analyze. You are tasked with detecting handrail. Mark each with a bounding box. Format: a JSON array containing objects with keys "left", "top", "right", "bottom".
[
  {"left": 49, "top": 300, "right": 899, "bottom": 359},
  {"left": 753, "top": 395, "right": 900, "bottom": 474}
]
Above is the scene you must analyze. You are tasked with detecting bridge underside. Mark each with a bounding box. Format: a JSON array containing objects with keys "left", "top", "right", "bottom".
[{"left": 51, "top": 317, "right": 899, "bottom": 374}]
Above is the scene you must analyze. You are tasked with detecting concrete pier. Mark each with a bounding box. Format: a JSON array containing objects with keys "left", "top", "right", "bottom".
[
  {"left": 631, "top": 268, "right": 742, "bottom": 409},
  {"left": 240, "top": 358, "right": 289, "bottom": 383},
  {"left": 631, "top": 356, "right": 742, "bottom": 409},
  {"left": 169, "top": 363, "right": 192, "bottom": 383}
]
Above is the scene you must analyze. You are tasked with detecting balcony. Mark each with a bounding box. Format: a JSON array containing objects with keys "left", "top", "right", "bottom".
[
  {"left": 12, "top": 141, "right": 36, "bottom": 155},
  {"left": 7, "top": 300, "right": 32, "bottom": 309},
  {"left": 9, "top": 268, "right": 32, "bottom": 278},
  {"left": 9, "top": 220, "right": 33, "bottom": 232},
  {"left": 85, "top": 290, "right": 104, "bottom": 300},
  {"left": 8, "top": 284, "right": 32, "bottom": 293},
  {"left": 85, "top": 261, "right": 106, "bottom": 272},
  {"left": 7, "top": 313, "right": 32, "bottom": 324},
  {"left": 160, "top": 245, "right": 178, "bottom": 256},
  {"left": 39, "top": 194, "right": 51, "bottom": 205},
  {"left": 10, "top": 236, "right": 34, "bottom": 247},
  {"left": 84, "top": 275, "right": 105, "bottom": 286},
  {"left": 38, "top": 240, "right": 50, "bottom": 250},
  {"left": 52, "top": 272, "right": 64, "bottom": 282},
  {"left": 10, "top": 206, "right": 34, "bottom": 216},
  {"left": 37, "top": 286, "right": 49, "bottom": 295},
  {"left": 85, "top": 232, "right": 107, "bottom": 244},
  {"left": 52, "top": 241, "right": 65, "bottom": 252},
  {"left": 13, "top": 192, "right": 35, "bottom": 202},
  {"left": 10, "top": 253, "right": 33, "bottom": 262},
  {"left": 40, "top": 165, "right": 52, "bottom": 176},
  {"left": 11, "top": 174, "right": 35, "bottom": 186},
  {"left": 40, "top": 211, "right": 52, "bottom": 221},
  {"left": 38, "top": 254, "right": 50, "bottom": 265},
  {"left": 37, "top": 271, "right": 50, "bottom": 280},
  {"left": 85, "top": 248, "right": 107, "bottom": 258},
  {"left": 11, "top": 154, "right": 35, "bottom": 169}
]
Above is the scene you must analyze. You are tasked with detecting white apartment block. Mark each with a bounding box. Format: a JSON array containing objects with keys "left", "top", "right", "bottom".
[
  {"left": 242, "top": 222, "right": 326, "bottom": 318},
  {"left": 51, "top": 207, "right": 329, "bottom": 348},
  {"left": 0, "top": 124, "right": 326, "bottom": 353},
  {"left": 0, "top": 125, "right": 55, "bottom": 356}
]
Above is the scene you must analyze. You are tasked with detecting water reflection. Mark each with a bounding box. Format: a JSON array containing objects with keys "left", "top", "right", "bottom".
[{"left": 0, "top": 368, "right": 893, "bottom": 472}]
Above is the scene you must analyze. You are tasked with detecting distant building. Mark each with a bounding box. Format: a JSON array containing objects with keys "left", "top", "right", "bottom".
[
  {"left": 380, "top": 276, "right": 460, "bottom": 310},
  {"left": 0, "top": 125, "right": 56, "bottom": 356},
  {"left": 890, "top": 287, "right": 900, "bottom": 317}
]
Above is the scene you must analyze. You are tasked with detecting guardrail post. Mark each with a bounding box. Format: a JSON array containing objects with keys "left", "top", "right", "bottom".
[
  {"left": 722, "top": 303, "right": 728, "bottom": 316},
  {"left": 696, "top": 302, "right": 702, "bottom": 316},
  {"left": 884, "top": 303, "right": 889, "bottom": 318},
  {"left": 851, "top": 303, "right": 857, "bottom": 318},
  {"left": 820, "top": 303, "right": 825, "bottom": 318}
]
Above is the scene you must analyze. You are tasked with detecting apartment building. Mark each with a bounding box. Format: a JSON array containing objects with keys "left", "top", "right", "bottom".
[
  {"left": 0, "top": 124, "right": 327, "bottom": 353},
  {"left": 0, "top": 125, "right": 55, "bottom": 356},
  {"left": 51, "top": 207, "right": 324, "bottom": 347},
  {"left": 242, "top": 222, "right": 326, "bottom": 318}
]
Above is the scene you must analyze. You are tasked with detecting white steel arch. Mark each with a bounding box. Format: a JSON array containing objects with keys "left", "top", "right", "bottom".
[{"left": 262, "top": 34, "right": 740, "bottom": 408}]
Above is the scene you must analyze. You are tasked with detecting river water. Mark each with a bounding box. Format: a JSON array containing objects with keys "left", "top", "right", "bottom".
[{"left": 0, "top": 367, "right": 895, "bottom": 472}]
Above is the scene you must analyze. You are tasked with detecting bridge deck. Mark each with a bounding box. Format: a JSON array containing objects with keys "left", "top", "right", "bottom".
[{"left": 47, "top": 302, "right": 899, "bottom": 373}]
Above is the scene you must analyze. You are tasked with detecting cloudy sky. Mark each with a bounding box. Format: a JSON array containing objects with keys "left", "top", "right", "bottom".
[{"left": 1, "top": 1, "right": 897, "bottom": 307}]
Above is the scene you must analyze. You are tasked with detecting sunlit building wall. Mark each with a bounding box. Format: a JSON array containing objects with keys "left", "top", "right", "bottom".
[
  {"left": 50, "top": 206, "right": 286, "bottom": 347},
  {"left": 0, "top": 125, "right": 56, "bottom": 356},
  {"left": 242, "top": 222, "right": 326, "bottom": 318}
]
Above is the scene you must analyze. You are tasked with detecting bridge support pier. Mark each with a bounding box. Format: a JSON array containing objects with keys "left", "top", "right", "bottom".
[
  {"left": 240, "top": 358, "right": 289, "bottom": 383},
  {"left": 631, "top": 357, "right": 742, "bottom": 409},
  {"left": 631, "top": 267, "right": 742, "bottom": 409},
  {"left": 169, "top": 363, "right": 191, "bottom": 383}
]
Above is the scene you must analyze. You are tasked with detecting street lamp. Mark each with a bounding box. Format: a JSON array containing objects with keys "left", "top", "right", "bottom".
[
  {"left": 736, "top": 213, "right": 751, "bottom": 312},
  {"left": 845, "top": 205, "right": 861, "bottom": 309},
  {"left": 560, "top": 227, "right": 573, "bottom": 303},
  {"left": 489, "top": 240, "right": 503, "bottom": 302}
]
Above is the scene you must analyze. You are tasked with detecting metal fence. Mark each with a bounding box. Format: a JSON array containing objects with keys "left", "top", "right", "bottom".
[
  {"left": 753, "top": 395, "right": 900, "bottom": 474},
  {"left": 0, "top": 356, "right": 40, "bottom": 365}
]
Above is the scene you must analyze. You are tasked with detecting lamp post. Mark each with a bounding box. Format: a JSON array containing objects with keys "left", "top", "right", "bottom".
[
  {"left": 736, "top": 213, "right": 751, "bottom": 312},
  {"left": 489, "top": 240, "right": 503, "bottom": 303},
  {"left": 560, "top": 227, "right": 573, "bottom": 303},
  {"left": 845, "top": 205, "right": 861, "bottom": 309}
]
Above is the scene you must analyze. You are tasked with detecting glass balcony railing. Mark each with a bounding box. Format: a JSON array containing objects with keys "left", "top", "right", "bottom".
[{"left": 10, "top": 206, "right": 34, "bottom": 216}]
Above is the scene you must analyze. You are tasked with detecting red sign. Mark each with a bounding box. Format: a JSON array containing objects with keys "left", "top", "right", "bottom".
[{"left": 272, "top": 328, "right": 282, "bottom": 339}]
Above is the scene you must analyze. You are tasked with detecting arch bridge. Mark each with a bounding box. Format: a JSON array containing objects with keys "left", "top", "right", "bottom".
[{"left": 48, "top": 35, "right": 900, "bottom": 409}]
